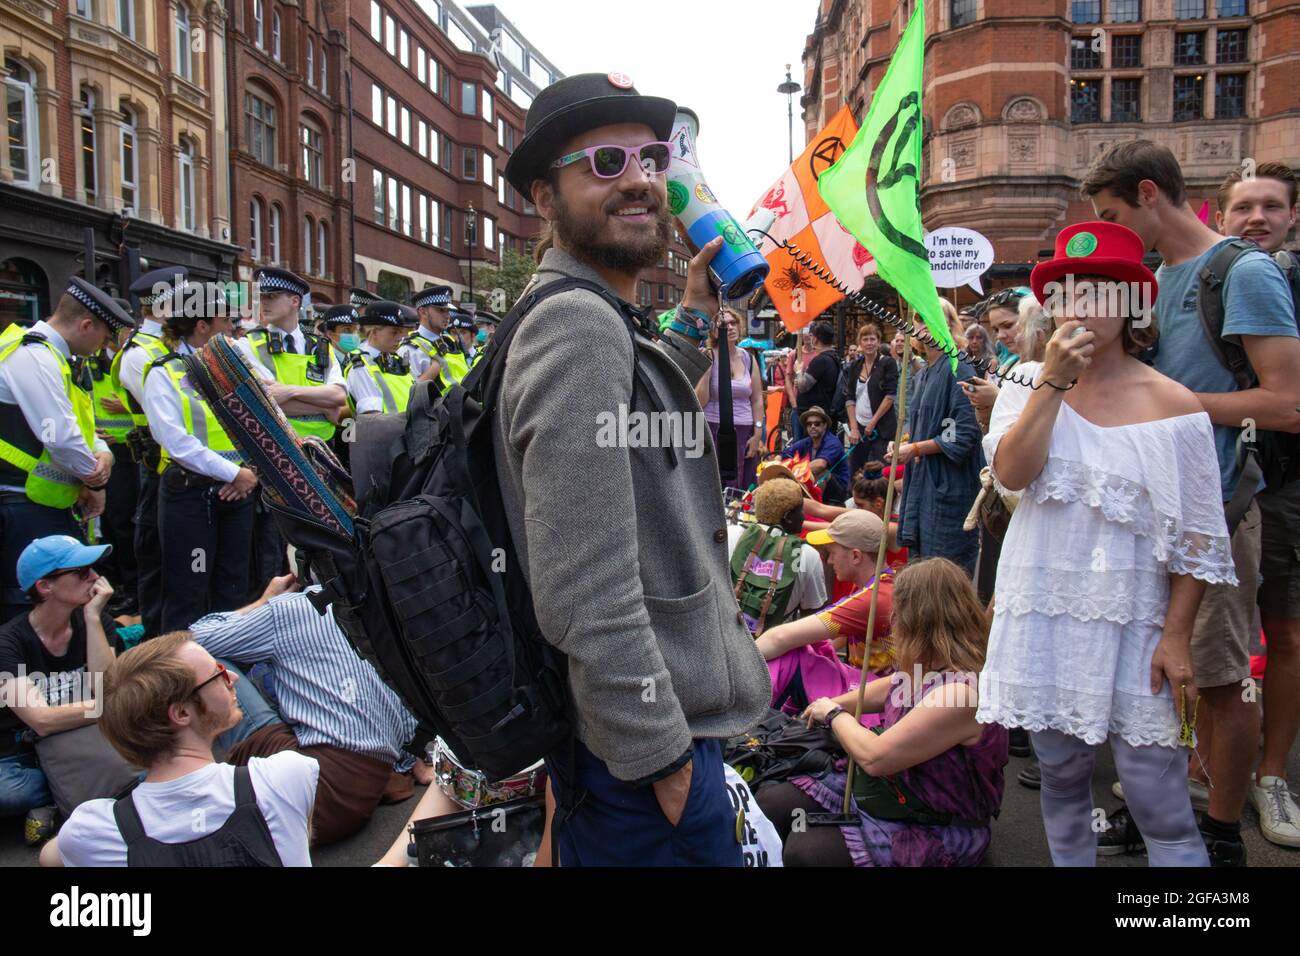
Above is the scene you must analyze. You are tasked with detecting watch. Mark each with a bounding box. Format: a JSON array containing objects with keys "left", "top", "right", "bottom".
[
  {"left": 822, "top": 705, "right": 846, "bottom": 729},
  {"left": 668, "top": 304, "right": 710, "bottom": 342}
]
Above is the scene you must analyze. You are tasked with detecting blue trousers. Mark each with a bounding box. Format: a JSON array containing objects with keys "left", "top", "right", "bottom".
[
  {"left": 0, "top": 751, "right": 52, "bottom": 818},
  {"left": 548, "top": 738, "right": 742, "bottom": 867},
  {"left": 214, "top": 662, "right": 281, "bottom": 754}
]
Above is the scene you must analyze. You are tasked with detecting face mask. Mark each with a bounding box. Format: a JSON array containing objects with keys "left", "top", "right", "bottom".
[
  {"left": 338, "top": 333, "right": 360, "bottom": 352},
  {"left": 476, "top": 329, "right": 487, "bottom": 344}
]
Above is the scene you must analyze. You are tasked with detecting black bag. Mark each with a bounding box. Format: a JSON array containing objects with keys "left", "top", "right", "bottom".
[
  {"left": 33, "top": 725, "right": 139, "bottom": 818},
  {"left": 408, "top": 795, "right": 545, "bottom": 867},
  {"left": 1197, "top": 240, "right": 1300, "bottom": 493},
  {"left": 724, "top": 709, "right": 842, "bottom": 793}
]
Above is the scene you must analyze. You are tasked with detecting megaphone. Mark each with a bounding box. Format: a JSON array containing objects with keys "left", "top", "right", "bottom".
[{"left": 667, "top": 109, "right": 769, "bottom": 300}]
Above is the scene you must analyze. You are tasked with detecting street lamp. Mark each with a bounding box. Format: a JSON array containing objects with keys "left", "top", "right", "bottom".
[
  {"left": 465, "top": 202, "right": 478, "bottom": 307},
  {"left": 777, "top": 64, "right": 802, "bottom": 165}
]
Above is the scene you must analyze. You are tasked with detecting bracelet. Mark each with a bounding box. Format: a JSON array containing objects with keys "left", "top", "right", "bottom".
[
  {"left": 822, "top": 705, "right": 846, "bottom": 729},
  {"left": 83, "top": 482, "right": 107, "bottom": 492},
  {"left": 671, "top": 304, "right": 711, "bottom": 341}
]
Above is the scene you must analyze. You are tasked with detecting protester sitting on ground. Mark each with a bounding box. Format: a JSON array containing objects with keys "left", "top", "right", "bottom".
[
  {"left": 187, "top": 574, "right": 428, "bottom": 846},
  {"left": 696, "top": 307, "right": 765, "bottom": 492},
  {"left": 728, "top": 477, "right": 827, "bottom": 637},
  {"left": 0, "top": 536, "right": 119, "bottom": 842},
  {"left": 783, "top": 406, "right": 849, "bottom": 505},
  {"left": 977, "top": 221, "right": 1233, "bottom": 867},
  {"left": 755, "top": 511, "right": 894, "bottom": 715},
  {"left": 44, "top": 631, "right": 320, "bottom": 866},
  {"left": 893, "top": 299, "right": 984, "bottom": 575},
  {"left": 757, "top": 558, "right": 1009, "bottom": 867}
]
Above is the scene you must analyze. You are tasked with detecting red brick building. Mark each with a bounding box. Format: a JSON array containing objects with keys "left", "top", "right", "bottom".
[
  {"left": 802, "top": 0, "right": 1300, "bottom": 294},
  {"left": 227, "top": 0, "right": 352, "bottom": 306}
]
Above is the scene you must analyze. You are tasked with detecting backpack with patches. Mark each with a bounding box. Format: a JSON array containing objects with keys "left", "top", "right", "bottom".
[
  {"left": 1197, "top": 240, "right": 1300, "bottom": 495},
  {"left": 729, "top": 524, "right": 803, "bottom": 636}
]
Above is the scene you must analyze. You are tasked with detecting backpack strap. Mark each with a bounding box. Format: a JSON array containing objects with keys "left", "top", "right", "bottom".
[
  {"left": 1197, "top": 239, "right": 1261, "bottom": 391},
  {"left": 732, "top": 525, "right": 769, "bottom": 606},
  {"left": 112, "top": 787, "right": 149, "bottom": 846},
  {"left": 233, "top": 764, "right": 258, "bottom": 806}
]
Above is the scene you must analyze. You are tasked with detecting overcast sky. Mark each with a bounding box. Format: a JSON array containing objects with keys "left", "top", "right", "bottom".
[{"left": 491, "top": 0, "right": 823, "bottom": 218}]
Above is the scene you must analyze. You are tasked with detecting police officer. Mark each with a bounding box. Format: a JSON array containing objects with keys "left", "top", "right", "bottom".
[
  {"left": 346, "top": 301, "right": 418, "bottom": 416},
  {"left": 316, "top": 304, "right": 362, "bottom": 375},
  {"left": 448, "top": 310, "right": 480, "bottom": 372},
  {"left": 350, "top": 286, "right": 380, "bottom": 311},
  {"left": 116, "top": 266, "right": 188, "bottom": 638},
  {"left": 402, "top": 285, "right": 461, "bottom": 390},
  {"left": 473, "top": 311, "right": 499, "bottom": 360},
  {"left": 234, "top": 268, "right": 347, "bottom": 590},
  {"left": 81, "top": 319, "right": 139, "bottom": 614},
  {"left": 142, "top": 284, "right": 257, "bottom": 631},
  {"left": 0, "top": 278, "right": 134, "bottom": 621}
]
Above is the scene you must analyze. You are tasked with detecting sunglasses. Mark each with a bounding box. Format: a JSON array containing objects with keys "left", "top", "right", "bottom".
[
  {"left": 988, "top": 286, "right": 1032, "bottom": 307},
  {"left": 189, "top": 663, "right": 233, "bottom": 697},
  {"left": 50, "top": 566, "right": 95, "bottom": 582},
  {"left": 551, "top": 142, "right": 673, "bottom": 179}
]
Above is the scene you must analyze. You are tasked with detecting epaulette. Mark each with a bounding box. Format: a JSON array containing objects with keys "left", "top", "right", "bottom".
[{"left": 347, "top": 351, "right": 368, "bottom": 372}]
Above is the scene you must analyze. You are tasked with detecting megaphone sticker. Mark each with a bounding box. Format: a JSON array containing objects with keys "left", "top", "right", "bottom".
[
  {"left": 668, "top": 181, "right": 689, "bottom": 216},
  {"left": 695, "top": 183, "right": 718, "bottom": 205}
]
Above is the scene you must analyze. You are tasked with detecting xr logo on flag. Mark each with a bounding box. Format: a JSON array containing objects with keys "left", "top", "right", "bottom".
[{"left": 866, "top": 90, "right": 926, "bottom": 262}]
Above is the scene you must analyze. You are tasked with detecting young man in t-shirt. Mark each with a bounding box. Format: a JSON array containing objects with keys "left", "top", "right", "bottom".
[
  {"left": 0, "top": 536, "right": 118, "bottom": 840},
  {"left": 1214, "top": 161, "right": 1300, "bottom": 849},
  {"left": 43, "top": 631, "right": 319, "bottom": 867},
  {"left": 1083, "top": 140, "right": 1300, "bottom": 865}
]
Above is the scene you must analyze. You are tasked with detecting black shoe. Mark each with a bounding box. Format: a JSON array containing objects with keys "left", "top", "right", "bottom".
[
  {"left": 1008, "top": 727, "right": 1031, "bottom": 758},
  {"left": 1017, "top": 761, "right": 1041, "bottom": 790},
  {"left": 1097, "top": 805, "right": 1146, "bottom": 856},
  {"left": 1199, "top": 819, "right": 1247, "bottom": 867},
  {"left": 24, "top": 805, "right": 58, "bottom": 847}
]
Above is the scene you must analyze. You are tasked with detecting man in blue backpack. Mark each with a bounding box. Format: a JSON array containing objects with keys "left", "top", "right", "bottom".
[{"left": 500, "top": 73, "right": 770, "bottom": 865}]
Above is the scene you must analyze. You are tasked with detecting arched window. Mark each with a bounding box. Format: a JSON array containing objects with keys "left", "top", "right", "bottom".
[
  {"left": 120, "top": 106, "right": 139, "bottom": 212},
  {"left": 79, "top": 87, "right": 98, "bottom": 204},
  {"left": 175, "top": 4, "right": 192, "bottom": 80},
  {"left": 4, "top": 58, "right": 39, "bottom": 188},
  {"left": 249, "top": 197, "right": 263, "bottom": 261},
  {"left": 178, "top": 136, "right": 195, "bottom": 231},
  {"left": 306, "top": 39, "right": 314, "bottom": 87},
  {"left": 300, "top": 118, "right": 323, "bottom": 188},
  {"left": 317, "top": 220, "right": 328, "bottom": 277},
  {"left": 269, "top": 203, "right": 282, "bottom": 264},
  {"left": 272, "top": 10, "right": 282, "bottom": 61},
  {"left": 303, "top": 214, "right": 314, "bottom": 273},
  {"left": 244, "top": 87, "right": 276, "bottom": 165},
  {"left": 252, "top": 0, "right": 264, "bottom": 49}
]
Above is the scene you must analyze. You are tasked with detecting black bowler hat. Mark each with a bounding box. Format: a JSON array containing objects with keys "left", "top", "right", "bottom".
[
  {"left": 130, "top": 266, "right": 190, "bottom": 308},
  {"left": 504, "top": 72, "right": 677, "bottom": 199},
  {"left": 320, "top": 304, "right": 360, "bottom": 329},
  {"left": 64, "top": 277, "right": 136, "bottom": 332},
  {"left": 361, "top": 300, "right": 417, "bottom": 327}
]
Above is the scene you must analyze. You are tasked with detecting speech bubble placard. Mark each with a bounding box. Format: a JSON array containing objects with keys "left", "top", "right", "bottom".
[{"left": 925, "top": 227, "right": 994, "bottom": 295}]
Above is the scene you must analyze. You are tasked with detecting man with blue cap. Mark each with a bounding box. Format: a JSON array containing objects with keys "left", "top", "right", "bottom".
[
  {"left": 0, "top": 534, "right": 118, "bottom": 840},
  {"left": 346, "top": 301, "right": 418, "bottom": 415},
  {"left": 0, "top": 278, "right": 134, "bottom": 622},
  {"left": 116, "top": 265, "right": 189, "bottom": 638},
  {"left": 402, "top": 284, "right": 462, "bottom": 389}
]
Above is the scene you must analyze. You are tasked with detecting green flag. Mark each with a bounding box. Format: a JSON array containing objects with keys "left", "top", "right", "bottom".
[{"left": 817, "top": 7, "right": 954, "bottom": 365}]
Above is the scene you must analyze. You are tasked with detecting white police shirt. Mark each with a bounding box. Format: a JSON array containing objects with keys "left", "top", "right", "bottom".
[
  {"left": 233, "top": 327, "right": 346, "bottom": 389},
  {"left": 141, "top": 341, "right": 241, "bottom": 483},
  {"left": 345, "top": 343, "right": 386, "bottom": 415},
  {"left": 0, "top": 320, "right": 107, "bottom": 494},
  {"left": 399, "top": 325, "right": 441, "bottom": 379},
  {"left": 116, "top": 318, "right": 165, "bottom": 409}
]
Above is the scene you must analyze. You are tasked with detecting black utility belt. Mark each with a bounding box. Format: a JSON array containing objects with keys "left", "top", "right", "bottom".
[{"left": 162, "top": 463, "right": 225, "bottom": 491}]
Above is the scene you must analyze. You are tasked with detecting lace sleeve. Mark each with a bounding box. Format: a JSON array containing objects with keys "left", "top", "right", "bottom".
[
  {"left": 983, "top": 362, "right": 1040, "bottom": 497},
  {"left": 1165, "top": 414, "right": 1238, "bottom": 585}
]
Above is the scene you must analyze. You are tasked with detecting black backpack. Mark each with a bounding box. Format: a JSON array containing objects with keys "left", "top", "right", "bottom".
[
  {"left": 1198, "top": 240, "right": 1300, "bottom": 493},
  {"left": 724, "top": 710, "right": 842, "bottom": 794}
]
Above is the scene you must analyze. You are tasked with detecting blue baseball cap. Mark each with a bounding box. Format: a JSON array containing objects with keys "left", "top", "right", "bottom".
[{"left": 17, "top": 536, "right": 110, "bottom": 591}]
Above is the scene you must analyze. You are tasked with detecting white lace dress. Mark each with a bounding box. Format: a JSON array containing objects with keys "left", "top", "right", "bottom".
[{"left": 976, "top": 363, "right": 1237, "bottom": 748}]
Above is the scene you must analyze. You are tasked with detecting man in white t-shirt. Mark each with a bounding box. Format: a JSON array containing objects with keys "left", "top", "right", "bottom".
[
  {"left": 41, "top": 632, "right": 318, "bottom": 867},
  {"left": 728, "top": 478, "right": 827, "bottom": 631}
]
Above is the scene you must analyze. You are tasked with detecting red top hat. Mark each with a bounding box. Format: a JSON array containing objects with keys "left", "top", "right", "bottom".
[{"left": 1030, "top": 221, "right": 1158, "bottom": 307}]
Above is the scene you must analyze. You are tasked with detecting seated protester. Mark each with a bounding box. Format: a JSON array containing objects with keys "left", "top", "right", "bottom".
[
  {"left": 345, "top": 301, "right": 419, "bottom": 416},
  {"left": 783, "top": 406, "right": 850, "bottom": 505},
  {"left": 757, "top": 558, "right": 1009, "bottom": 867},
  {"left": 0, "top": 537, "right": 118, "bottom": 839},
  {"left": 755, "top": 512, "right": 894, "bottom": 715},
  {"left": 44, "top": 632, "right": 319, "bottom": 867},
  {"left": 806, "top": 475, "right": 907, "bottom": 567},
  {"left": 728, "top": 477, "right": 828, "bottom": 636},
  {"left": 189, "top": 574, "right": 424, "bottom": 846}
]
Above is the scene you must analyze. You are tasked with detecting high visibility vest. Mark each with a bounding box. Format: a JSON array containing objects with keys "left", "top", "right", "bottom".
[
  {"left": 88, "top": 351, "right": 133, "bottom": 444},
  {"left": 111, "top": 330, "right": 169, "bottom": 428},
  {"left": 145, "top": 354, "right": 244, "bottom": 470},
  {"left": 347, "top": 352, "right": 413, "bottom": 415},
  {"left": 0, "top": 331, "right": 98, "bottom": 509},
  {"left": 246, "top": 328, "right": 338, "bottom": 441},
  {"left": 403, "top": 331, "right": 470, "bottom": 388}
]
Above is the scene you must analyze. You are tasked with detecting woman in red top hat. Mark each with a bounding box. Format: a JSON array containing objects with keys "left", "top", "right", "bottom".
[{"left": 974, "top": 222, "right": 1236, "bottom": 866}]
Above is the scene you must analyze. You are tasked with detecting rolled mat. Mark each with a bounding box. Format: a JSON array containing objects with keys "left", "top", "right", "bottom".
[{"left": 183, "top": 335, "right": 355, "bottom": 540}]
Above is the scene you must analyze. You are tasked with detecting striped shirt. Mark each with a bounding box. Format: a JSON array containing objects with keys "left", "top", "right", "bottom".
[{"left": 190, "top": 588, "right": 417, "bottom": 769}]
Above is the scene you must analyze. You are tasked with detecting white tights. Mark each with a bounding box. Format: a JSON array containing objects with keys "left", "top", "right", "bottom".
[{"left": 1031, "top": 729, "right": 1209, "bottom": 867}]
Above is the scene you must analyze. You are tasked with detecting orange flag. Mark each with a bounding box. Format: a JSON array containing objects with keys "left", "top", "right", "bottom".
[{"left": 749, "top": 106, "right": 876, "bottom": 332}]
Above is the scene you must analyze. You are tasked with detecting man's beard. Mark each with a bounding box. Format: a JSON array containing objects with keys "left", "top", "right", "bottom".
[{"left": 552, "top": 190, "right": 672, "bottom": 274}]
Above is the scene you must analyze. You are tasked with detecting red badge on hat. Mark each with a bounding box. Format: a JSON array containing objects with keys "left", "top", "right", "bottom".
[{"left": 607, "top": 72, "right": 634, "bottom": 90}]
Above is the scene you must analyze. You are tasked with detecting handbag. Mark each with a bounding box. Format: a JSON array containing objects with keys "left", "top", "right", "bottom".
[{"left": 33, "top": 725, "right": 139, "bottom": 818}]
